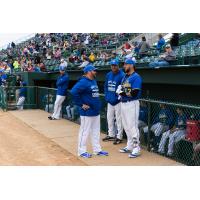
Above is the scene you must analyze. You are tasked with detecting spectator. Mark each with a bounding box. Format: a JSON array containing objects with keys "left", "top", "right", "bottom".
[
  {"left": 39, "top": 62, "right": 46, "bottom": 72},
  {"left": 138, "top": 36, "right": 150, "bottom": 57},
  {"left": 156, "top": 34, "right": 165, "bottom": 52},
  {"left": 60, "top": 58, "right": 68, "bottom": 69},
  {"left": 149, "top": 45, "right": 176, "bottom": 67},
  {"left": 158, "top": 107, "right": 187, "bottom": 156},
  {"left": 54, "top": 48, "right": 61, "bottom": 59},
  {"left": 13, "top": 60, "right": 20, "bottom": 70},
  {"left": 27, "top": 62, "right": 34, "bottom": 72},
  {"left": 170, "top": 33, "right": 179, "bottom": 50},
  {"left": 89, "top": 52, "right": 96, "bottom": 63},
  {"left": 11, "top": 42, "right": 16, "bottom": 48}
]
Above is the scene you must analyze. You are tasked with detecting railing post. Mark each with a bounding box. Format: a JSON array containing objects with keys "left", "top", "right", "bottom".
[
  {"left": 147, "top": 101, "right": 151, "bottom": 151},
  {"left": 47, "top": 88, "right": 49, "bottom": 113},
  {"left": 35, "top": 86, "right": 38, "bottom": 109}
]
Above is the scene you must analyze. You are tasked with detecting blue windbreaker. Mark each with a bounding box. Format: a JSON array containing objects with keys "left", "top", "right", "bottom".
[
  {"left": 56, "top": 73, "right": 69, "bottom": 96},
  {"left": 104, "top": 70, "right": 124, "bottom": 106},
  {"left": 70, "top": 76, "right": 101, "bottom": 116}
]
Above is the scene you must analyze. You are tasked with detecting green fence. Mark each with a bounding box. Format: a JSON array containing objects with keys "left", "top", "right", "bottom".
[{"left": 0, "top": 86, "right": 200, "bottom": 165}]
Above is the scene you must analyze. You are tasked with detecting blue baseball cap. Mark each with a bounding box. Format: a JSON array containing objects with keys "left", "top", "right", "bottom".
[
  {"left": 124, "top": 58, "right": 135, "bottom": 65},
  {"left": 59, "top": 66, "right": 65, "bottom": 71},
  {"left": 83, "top": 64, "right": 97, "bottom": 73},
  {"left": 22, "top": 81, "right": 27, "bottom": 86},
  {"left": 110, "top": 59, "right": 119, "bottom": 66}
]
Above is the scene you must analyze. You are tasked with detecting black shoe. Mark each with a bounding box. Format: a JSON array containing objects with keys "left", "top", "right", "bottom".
[
  {"left": 102, "top": 136, "right": 115, "bottom": 141},
  {"left": 48, "top": 116, "right": 57, "bottom": 120},
  {"left": 48, "top": 116, "right": 53, "bottom": 120},
  {"left": 113, "top": 138, "right": 122, "bottom": 145}
]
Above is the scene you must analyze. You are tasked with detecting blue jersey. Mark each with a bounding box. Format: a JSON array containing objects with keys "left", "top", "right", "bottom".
[
  {"left": 155, "top": 108, "right": 173, "bottom": 126},
  {"left": 175, "top": 114, "right": 187, "bottom": 129},
  {"left": 56, "top": 73, "right": 69, "bottom": 96},
  {"left": 139, "top": 106, "right": 148, "bottom": 123},
  {"left": 19, "top": 87, "right": 27, "bottom": 97},
  {"left": 104, "top": 70, "right": 124, "bottom": 106},
  {"left": 121, "top": 72, "right": 142, "bottom": 102},
  {"left": 70, "top": 76, "right": 101, "bottom": 117},
  {"left": 156, "top": 38, "right": 165, "bottom": 50}
]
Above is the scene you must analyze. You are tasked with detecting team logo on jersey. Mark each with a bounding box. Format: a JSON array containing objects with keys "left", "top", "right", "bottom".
[
  {"left": 91, "top": 85, "right": 99, "bottom": 97},
  {"left": 108, "top": 81, "right": 117, "bottom": 92}
]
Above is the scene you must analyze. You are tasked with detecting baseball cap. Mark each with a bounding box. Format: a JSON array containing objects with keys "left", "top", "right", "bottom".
[
  {"left": 165, "top": 44, "right": 171, "bottom": 49},
  {"left": 59, "top": 66, "right": 65, "bottom": 71},
  {"left": 0, "top": 69, "right": 4, "bottom": 73},
  {"left": 61, "top": 58, "right": 64, "bottom": 62},
  {"left": 124, "top": 58, "right": 135, "bottom": 65},
  {"left": 22, "top": 81, "right": 27, "bottom": 86},
  {"left": 110, "top": 59, "right": 119, "bottom": 66},
  {"left": 83, "top": 64, "right": 97, "bottom": 73}
]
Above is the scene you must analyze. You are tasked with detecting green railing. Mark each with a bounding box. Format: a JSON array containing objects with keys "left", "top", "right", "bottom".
[{"left": 0, "top": 86, "right": 200, "bottom": 165}]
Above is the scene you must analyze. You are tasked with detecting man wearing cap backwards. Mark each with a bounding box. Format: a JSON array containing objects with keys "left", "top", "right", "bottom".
[
  {"left": 102, "top": 59, "right": 125, "bottom": 145},
  {"left": 70, "top": 64, "right": 108, "bottom": 158},
  {"left": 117, "top": 58, "right": 142, "bottom": 158},
  {"left": 48, "top": 66, "right": 69, "bottom": 120}
]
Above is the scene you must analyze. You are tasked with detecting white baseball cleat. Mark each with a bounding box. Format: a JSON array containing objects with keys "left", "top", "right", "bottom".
[{"left": 129, "top": 146, "right": 141, "bottom": 158}]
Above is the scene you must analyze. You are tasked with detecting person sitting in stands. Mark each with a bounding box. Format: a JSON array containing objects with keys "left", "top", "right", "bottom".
[
  {"left": 149, "top": 45, "right": 176, "bottom": 68},
  {"left": 156, "top": 34, "right": 165, "bottom": 52}
]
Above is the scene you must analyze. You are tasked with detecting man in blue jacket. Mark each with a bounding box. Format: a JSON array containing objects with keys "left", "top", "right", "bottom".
[
  {"left": 70, "top": 64, "right": 108, "bottom": 158},
  {"left": 48, "top": 66, "right": 69, "bottom": 120},
  {"left": 0, "top": 69, "right": 7, "bottom": 87},
  {"left": 102, "top": 59, "right": 124, "bottom": 145},
  {"left": 17, "top": 82, "right": 27, "bottom": 110}
]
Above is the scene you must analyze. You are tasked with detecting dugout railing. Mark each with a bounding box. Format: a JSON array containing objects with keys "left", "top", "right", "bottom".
[{"left": 0, "top": 86, "right": 200, "bottom": 165}]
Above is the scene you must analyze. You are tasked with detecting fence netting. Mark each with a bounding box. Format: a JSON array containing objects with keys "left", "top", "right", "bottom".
[{"left": 0, "top": 86, "right": 200, "bottom": 165}]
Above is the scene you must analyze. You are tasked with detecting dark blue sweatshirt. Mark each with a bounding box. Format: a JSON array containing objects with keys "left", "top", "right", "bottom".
[
  {"left": 19, "top": 87, "right": 27, "bottom": 97},
  {"left": 70, "top": 76, "right": 101, "bottom": 116},
  {"left": 104, "top": 69, "right": 124, "bottom": 106},
  {"left": 154, "top": 108, "right": 173, "bottom": 126},
  {"left": 56, "top": 73, "right": 69, "bottom": 96}
]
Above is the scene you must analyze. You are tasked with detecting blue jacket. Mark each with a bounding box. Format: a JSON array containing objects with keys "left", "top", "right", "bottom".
[
  {"left": 104, "top": 70, "right": 124, "bottom": 106},
  {"left": 19, "top": 87, "right": 27, "bottom": 97},
  {"left": 156, "top": 38, "right": 165, "bottom": 50},
  {"left": 70, "top": 76, "right": 101, "bottom": 116},
  {"left": 175, "top": 114, "right": 187, "bottom": 129},
  {"left": 56, "top": 73, "right": 69, "bottom": 96},
  {"left": 139, "top": 106, "right": 148, "bottom": 123}
]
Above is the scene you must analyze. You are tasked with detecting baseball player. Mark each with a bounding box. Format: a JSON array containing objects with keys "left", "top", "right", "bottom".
[
  {"left": 102, "top": 59, "right": 125, "bottom": 145},
  {"left": 70, "top": 64, "right": 108, "bottom": 158},
  {"left": 158, "top": 107, "right": 187, "bottom": 156},
  {"left": 117, "top": 58, "right": 142, "bottom": 158},
  {"left": 48, "top": 66, "right": 69, "bottom": 120},
  {"left": 16, "top": 82, "right": 27, "bottom": 110},
  {"left": 143, "top": 104, "right": 173, "bottom": 151}
]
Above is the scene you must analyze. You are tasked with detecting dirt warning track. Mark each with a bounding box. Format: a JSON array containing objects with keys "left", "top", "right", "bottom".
[{"left": 0, "top": 111, "right": 85, "bottom": 166}]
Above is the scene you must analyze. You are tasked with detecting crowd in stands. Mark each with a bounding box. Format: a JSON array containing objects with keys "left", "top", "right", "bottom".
[{"left": 0, "top": 33, "right": 200, "bottom": 73}]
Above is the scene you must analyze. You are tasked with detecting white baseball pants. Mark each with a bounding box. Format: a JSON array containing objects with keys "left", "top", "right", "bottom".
[
  {"left": 51, "top": 95, "right": 66, "bottom": 119},
  {"left": 45, "top": 104, "right": 54, "bottom": 113},
  {"left": 107, "top": 103, "right": 123, "bottom": 139},
  {"left": 17, "top": 96, "right": 25, "bottom": 110},
  {"left": 158, "top": 129, "right": 186, "bottom": 155},
  {"left": 66, "top": 106, "right": 75, "bottom": 119},
  {"left": 143, "top": 122, "right": 169, "bottom": 137},
  {"left": 121, "top": 100, "right": 140, "bottom": 150},
  {"left": 78, "top": 115, "right": 102, "bottom": 155}
]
